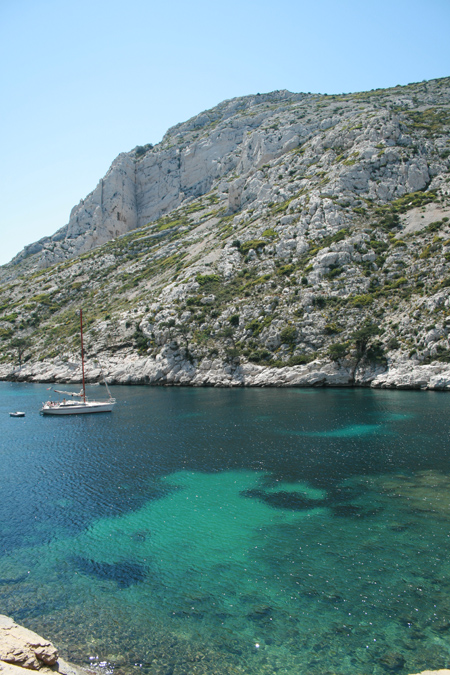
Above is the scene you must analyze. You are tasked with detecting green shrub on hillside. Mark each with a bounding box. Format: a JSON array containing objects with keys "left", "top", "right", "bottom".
[
  {"left": 196, "top": 273, "right": 221, "bottom": 286},
  {"left": 280, "top": 325, "right": 296, "bottom": 345},
  {"left": 406, "top": 108, "right": 450, "bottom": 136},
  {"left": 328, "top": 342, "right": 348, "bottom": 361},
  {"left": 326, "top": 265, "right": 343, "bottom": 279},
  {"left": 229, "top": 314, "right": 240, "bottom": 326},
  {"left": 245, "top": 316, "right": 272, "bottom": 336},
  {"left": 324, "top": 322, "right": 342, "bottom": 335},
  {"left": 278, "top": 264, "right": 295, "bottom": 276},
  {"left": 239, "top": 240, "right": 267, "bottom": 255},
  {"left": 248, "top": 349, "right": 272, "bottom": 363},
  {"left": 350, "top": 294, "right": 373, "bottom": 307},
  {"left": 262, "top": 228, "right": 278, "bottom": 238}
]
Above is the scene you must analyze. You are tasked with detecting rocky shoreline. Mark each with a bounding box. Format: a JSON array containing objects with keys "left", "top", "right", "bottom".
[{"left": 2, "top": 350, "right": 450, "bottom": 391}]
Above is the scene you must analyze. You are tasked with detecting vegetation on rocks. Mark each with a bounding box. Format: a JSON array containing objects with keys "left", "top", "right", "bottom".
[{"left": 1, "top": 77, "right": 450, "bottom": 386}]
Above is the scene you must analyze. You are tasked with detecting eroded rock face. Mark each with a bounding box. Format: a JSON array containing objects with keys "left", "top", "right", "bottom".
[
  {"left": 10, "top": 91, "right": 311, "bottom": 269},
  {"left": 10, "top": 80, "right": 449, "bottom": 271},
  {"left": 3, "top": 350, "right": 450, "bottom": 391},
  {"left": 0, "top": 616, "right": 58, "bottom": 670},
  {"left": 11, "top": 154, "right": 138, "bottom": 268},
  {"left": 0, "top": 617, "right": 92, "bottom": 675},
  {"left": 2, "top": 78, "right": 450, "bottom": 386}
]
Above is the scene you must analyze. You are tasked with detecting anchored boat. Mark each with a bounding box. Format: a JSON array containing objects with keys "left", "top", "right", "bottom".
[{"left": 40, "top": 310, "right": 116, "bottom": 415}]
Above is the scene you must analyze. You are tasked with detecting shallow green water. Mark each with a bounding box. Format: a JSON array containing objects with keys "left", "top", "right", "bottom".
[{"left": 1, "top": 383, "right": 450, "bottom": 674}]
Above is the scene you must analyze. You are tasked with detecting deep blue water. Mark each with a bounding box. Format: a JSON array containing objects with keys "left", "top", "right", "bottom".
[{"left": 1, "top": 382, "right": 450, "bottom": 675}]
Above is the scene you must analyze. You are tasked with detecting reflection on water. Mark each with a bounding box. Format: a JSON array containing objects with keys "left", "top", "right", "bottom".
[{"left": 1, "top": 383, "right": 450, "bottom": 674}]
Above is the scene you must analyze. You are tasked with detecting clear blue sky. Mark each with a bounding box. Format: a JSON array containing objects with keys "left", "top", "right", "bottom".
[{"left": 1, "top": 0, "right": 449, "bottom": 266}]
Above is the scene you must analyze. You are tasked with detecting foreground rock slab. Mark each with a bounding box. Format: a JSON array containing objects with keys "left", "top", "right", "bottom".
[
  {"left": 0, "top": 616, "right": 57, "bottom": 670},
  {"left": 0, "top": 617, "right": 91, "bottom": 675}
]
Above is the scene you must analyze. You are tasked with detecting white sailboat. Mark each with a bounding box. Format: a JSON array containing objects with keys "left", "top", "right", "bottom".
[{"left": 40, "top": 310, "right": 116, "bottom": 415}]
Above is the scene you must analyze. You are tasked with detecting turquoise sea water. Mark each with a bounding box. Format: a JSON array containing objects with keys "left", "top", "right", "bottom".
[{"left": 1, "top": 383, "right": 450, "bottom": 675}]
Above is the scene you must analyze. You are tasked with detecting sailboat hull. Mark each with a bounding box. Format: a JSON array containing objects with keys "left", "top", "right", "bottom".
[
  {"left": 40, "top": 310, "right": 117, "bottom": 416},
  {"left": 41, "top": 401, "right": 115, "bottom": 415}
]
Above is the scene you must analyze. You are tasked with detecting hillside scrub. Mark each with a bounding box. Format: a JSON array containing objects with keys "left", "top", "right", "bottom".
[{"left": 1, "top": 78, "right": 450, "bottom": 387}]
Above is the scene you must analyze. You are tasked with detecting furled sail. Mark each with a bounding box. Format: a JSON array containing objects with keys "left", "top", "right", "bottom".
[{"left": 53, "top": 389, "right": 84, "bottom": 397}]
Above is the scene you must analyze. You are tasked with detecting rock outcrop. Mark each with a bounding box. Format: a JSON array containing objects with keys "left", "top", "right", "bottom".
[
  {"left": 0, "top": 615, "right": 58, "bottom": 670},
  {"left": 0, "top": 616, "right": 90, "bottom": 675},
  {"left": 9, "top": 91, "right": 310, "bottom": 270},
  {"left": 1, "top": 77, "right": 450, "bottom": 388},
  {"left": 3, "top": 349, "right": 450, "bottom": 391},
  {"left": 8, "top": 78, "right": 449, "bottom": 273}
]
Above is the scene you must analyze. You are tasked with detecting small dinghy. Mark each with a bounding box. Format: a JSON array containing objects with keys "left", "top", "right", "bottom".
[{"left": 9, "top": 412, "right": 25, "bottom": 417}]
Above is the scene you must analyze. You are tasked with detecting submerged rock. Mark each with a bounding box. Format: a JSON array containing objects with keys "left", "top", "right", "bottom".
[
  {"left": 0, "top": 614, "right": 448, "bottom": 675},
  {"left": 379, "top": 652, "right": 406, "bottom": 671},
  {"left": 71, "top": 556, "right": 147, "bottom": 588}
]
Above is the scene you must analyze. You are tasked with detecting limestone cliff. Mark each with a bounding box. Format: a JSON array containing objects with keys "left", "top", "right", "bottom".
[
  {"left": 6, "top": 82, "right": 449, "bottom": 273},
  {"left": 1, "top": 78, "right": 450, "bottom": 388},
  {"left": 9, "top": 91, "right": 309, "bottom": 270}
]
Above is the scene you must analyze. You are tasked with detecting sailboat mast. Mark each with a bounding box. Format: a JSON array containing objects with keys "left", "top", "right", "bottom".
[{"left": 79, "top": 309, "right": 86, "bottom": 403}]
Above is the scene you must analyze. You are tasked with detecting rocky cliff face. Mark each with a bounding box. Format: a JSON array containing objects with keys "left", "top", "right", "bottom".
[
  {"left": 1, "top": 78, "right": 450, "bottom": 388},
  {"left": 7, "top": 82, "right": 450, "bottom": 274},
  {"left": 10, "top": 90, "right": 309, "bottom": 270}
]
